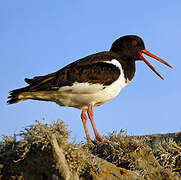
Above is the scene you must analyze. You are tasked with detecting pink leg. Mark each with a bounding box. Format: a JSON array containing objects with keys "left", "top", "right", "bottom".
[
  {"left": 87, "top": 104, "right": 105, "bottom": 142},
  {"left": 81, "top": 109, "right": 91, "bottom": 142},
  {"left": 87, "top": 104, "right": 113, "bottom": 143}
]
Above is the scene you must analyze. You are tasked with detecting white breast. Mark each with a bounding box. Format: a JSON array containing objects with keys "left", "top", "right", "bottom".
[
  {"left": 101, "top": 59, "right": 129, "bottom": 99},
  {"left": 55, "top": 59, "right": 129, "bottom": 109}
]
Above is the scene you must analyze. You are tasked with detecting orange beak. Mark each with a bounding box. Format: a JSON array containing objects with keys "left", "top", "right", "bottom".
[{"left": 139, "top": 49, "right": 173, "bottom": 80}]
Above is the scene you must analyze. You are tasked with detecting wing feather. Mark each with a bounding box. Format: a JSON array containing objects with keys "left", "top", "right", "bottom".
[{"left": 25, "top": 51, "right": 121, "bottom": 91}]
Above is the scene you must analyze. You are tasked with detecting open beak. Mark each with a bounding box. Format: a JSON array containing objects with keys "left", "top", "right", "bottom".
[{"left": 139, "top": 49, "right": 173, "bottom": 80}]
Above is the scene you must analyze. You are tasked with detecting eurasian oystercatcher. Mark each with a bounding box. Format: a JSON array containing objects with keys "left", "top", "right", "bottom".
[{"left": 7, "top": 35, "right": 172, "bottom": 143}]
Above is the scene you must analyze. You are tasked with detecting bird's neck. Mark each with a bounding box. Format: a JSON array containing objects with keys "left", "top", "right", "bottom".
[
  {"left": 121, "top": 57, "right": 135, "bottom": 82},
  {"left": 110, "top": 50, "right": 136, "bottom": 81}
]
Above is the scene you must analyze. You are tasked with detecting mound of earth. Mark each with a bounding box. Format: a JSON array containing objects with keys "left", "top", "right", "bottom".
[{"left": 0, "top": 120, "right": 181, "bottom": 180}]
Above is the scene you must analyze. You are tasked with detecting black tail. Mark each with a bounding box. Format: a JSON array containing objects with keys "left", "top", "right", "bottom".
[
  {"left": 7, "top": 86, "right": 29, "bottom": 104},
  {"left": 8, "top": 72, "right": 56, "bottom": 104}
]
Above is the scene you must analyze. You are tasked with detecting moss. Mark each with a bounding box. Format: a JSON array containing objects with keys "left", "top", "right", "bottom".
[{"left": 0, "top": 120, "right": 181, "bottom": 180}]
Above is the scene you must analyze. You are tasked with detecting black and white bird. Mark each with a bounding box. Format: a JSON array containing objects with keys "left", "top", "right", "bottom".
[{"left": 7, "top": 35, "right": 172, "bottom": 143}]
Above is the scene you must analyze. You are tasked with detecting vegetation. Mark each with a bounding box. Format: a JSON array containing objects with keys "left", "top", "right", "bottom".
[{"left": 0, "top": 120, "right": 181, "bottom": 180}]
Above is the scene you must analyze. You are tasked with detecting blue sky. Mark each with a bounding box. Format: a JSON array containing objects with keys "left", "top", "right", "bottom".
[{"left": 1, "top": 1, "right": 181, "bottom": 142}]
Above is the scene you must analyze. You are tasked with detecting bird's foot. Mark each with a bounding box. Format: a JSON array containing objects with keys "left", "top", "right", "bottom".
[
  {"left": 93, "top": 135, "right": 118, "bottom": 145},
  {"left": 86, "top": 135, "right": 118, "bottom": 146},
  {"left": 102, "top": 137, "right": 114, "bottom": 144}
]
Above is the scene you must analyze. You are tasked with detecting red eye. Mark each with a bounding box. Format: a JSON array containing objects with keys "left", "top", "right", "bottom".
[{"left": 132, "top": 40, "right": 137, "bottom": 46}]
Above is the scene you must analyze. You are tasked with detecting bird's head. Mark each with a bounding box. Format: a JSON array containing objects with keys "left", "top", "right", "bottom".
[{"left": 110, "top": 35, "right": 173, "bottom": 80}]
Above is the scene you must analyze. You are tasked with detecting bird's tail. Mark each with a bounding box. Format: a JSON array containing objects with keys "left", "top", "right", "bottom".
[
  {"left": 7, "top": 86, "right": 30, "bottom": 104},
  {"left": 7, "top": 72, "right": 56, "bottom": 104}
]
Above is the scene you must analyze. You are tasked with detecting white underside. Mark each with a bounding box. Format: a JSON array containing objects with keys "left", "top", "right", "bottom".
[
  {"left": 20, "top": 59, "right": 129, "bottom": 109},
  {"left": 54, "top": 59, "right": 129, "bottom": 109}
]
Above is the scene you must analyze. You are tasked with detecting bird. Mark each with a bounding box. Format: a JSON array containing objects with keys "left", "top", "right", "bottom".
[{"left": 7, "top": 35, "right": 172, "bottom": 143}]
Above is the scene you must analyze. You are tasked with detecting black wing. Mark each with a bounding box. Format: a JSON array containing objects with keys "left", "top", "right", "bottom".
[{"left": 21, "top": 51, "right": 121, "bottom": 91}]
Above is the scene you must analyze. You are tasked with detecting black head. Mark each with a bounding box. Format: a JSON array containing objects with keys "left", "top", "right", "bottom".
[
  {"left": 110, "top": 35, "right": 145, "bottom": 60},
  {"left": 110, "top": 35, "right": 172, "bottom": 80}
]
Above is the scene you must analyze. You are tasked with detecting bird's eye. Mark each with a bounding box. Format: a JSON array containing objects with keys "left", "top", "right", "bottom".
[{"left": 132, "top": 40, "right": 137, "bottom": 46}]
